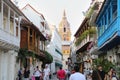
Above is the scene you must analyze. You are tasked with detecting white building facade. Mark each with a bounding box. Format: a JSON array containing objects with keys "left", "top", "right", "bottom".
[
  {"left": 46, "top": 25, "right": 62, "bottom": 74},
  {"left": 21, "top": 4, "right": 50, "bottom": 37},
  {"left": 0, "top": 0, "right": 24, "bottom": 80}
]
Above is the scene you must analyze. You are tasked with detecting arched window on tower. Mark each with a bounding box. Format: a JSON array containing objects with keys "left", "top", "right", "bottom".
[{"left": 64, "top": 27, "right": 66, "bottom": 32}]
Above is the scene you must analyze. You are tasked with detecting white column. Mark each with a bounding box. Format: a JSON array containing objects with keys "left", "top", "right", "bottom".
[
  {"left": 1, "top": 0, "right": 3, "bottom": 29},
  {"left": 7, "top": 51, "right": 10, "bottom": 80},
  {"left": 0, "top": 0, "right": 1, "bottom": 28},
  {"left": 1, "top": 52, "right": 8, "bottom": 80},
  {"left": 14, "top": 12, "right": 16, "bottom": 36},
  {"left": 8, "top": 50, "right": 18, "bottom": 80},
  {"left": 18, "top": 17, "right": 21, "bottom": 39},
  {"left": 0, "top": 50, "right": 2, "bottom": 80},
  {"left": 7, "top": 7, "right": 10, "bottom": 32}
]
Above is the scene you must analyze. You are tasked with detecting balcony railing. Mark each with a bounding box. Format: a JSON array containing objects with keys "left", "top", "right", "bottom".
[
  {"left": 76, "top": 34, "right": 95, "bottom": 51},
  {"left": 98, "top": 17, "right": 119, "bottom": 47},
  {"left": 0, "top": 28, "right": 20, "bottom": 48}
]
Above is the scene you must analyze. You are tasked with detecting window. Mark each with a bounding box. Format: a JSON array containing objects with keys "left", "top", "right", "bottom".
[
  {"left": 0, "top": 0, "right": 1, "bottom": 12},
  {"left": 98, "top": 24, "right": 100, "bottom": 37},
  {"left": 10, "top": 19, "right": 14, "bottom": 34},
  {"left": 112, "top": 0, "right": 117, "bottom": 20},
  {"left": 3, "top": 16, "right": 7, "bottom": 30},
  {"left": 63, "top": 50, "right": 66, "bottom": 54},
  {"left": 10, "top": 10, "right": 14, "bottom": 35},
  {"left": 104, "top": 13, "right": 107, "bottom": 29},
  {"left": 16, "top": 26, "right": 18, "bottom": 36},
  {"left": 30, "top": 29, "right": 32, "bottom": 44},
  {"left": 108, "top": 8, "right": 110, "bottom": 24},
  {"left": 64, "top": 27, "right": 66, "bottom": 32},
  {"left": 67, "top": 50, "right": 69, "bottom": 53},
  {"left": 15, "top": 15, "right": 19, "bottom": 37},
  {"left": 3, "top": 3, "right": 8, "bottom": 30}
]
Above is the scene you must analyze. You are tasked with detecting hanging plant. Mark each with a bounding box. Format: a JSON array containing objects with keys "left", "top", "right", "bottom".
[
  {"left": 43, "top": 51, "right": 53, "bottom": 64},
  {"left": 75, "top": 27, "right": 97, "bottom": 46},
  {"left": 75, "top": 30, "right": 89, "bottom": 46},
  {"left": 17, "top": 48, "right": 36, "bottom": 67},
  {"left": 89, "top": 27, "right": 96, "bottom": 34}
]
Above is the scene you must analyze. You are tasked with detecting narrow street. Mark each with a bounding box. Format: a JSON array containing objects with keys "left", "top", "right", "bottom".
[{"left": 0, "top": 0, "right": 120, "bottom": 80}]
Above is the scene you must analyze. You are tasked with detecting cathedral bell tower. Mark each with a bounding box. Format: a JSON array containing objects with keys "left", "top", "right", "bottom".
[{"left": 58, "top": 10, "right": 71, "bottom": 69}]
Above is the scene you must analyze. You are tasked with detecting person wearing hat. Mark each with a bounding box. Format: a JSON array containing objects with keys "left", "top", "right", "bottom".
[{"left": 43, "top": 64, "right": 50, "bottom": 80}]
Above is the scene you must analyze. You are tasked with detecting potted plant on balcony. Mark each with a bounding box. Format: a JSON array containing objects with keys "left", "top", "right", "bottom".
[
  {"left": 89, "top": 27, "right": 96, "bottom": 37},
  {"left": 75, "top": 30, "right": 89, "bottom": 46}
]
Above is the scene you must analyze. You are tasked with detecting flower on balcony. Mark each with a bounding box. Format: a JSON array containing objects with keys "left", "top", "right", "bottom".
[
  {"left": 75, "top": 27, "right": 96, "bottom": 46},
  {"left": 43, "top": 51, "right": 53, "bottom": 64}
]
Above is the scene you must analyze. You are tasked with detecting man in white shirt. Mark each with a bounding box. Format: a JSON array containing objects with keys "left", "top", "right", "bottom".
[
  {"left": 69, "top": 66, "right": 86, "bottom": 80},
  {"left": 43, "top": 64, "right": 50, "bottom": 80}
]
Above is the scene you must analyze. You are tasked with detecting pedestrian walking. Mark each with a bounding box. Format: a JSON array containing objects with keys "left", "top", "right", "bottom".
[
  {"left": 108, "top": 68, "right": 119, "bottom": 80},
  {"left": 111, "top": 69, "right": 118, "bottom": 80},
  {"left": 34, "top": 66, "right": 42, "bottom": 80},
  {"left": 92, "top": 65, "right": 105, "bottom": 80},
  {"left": 43, "top": 64, "right": 50, "bottom": 80},
  {"left": 57, "top": 67, "right": 66, "bottom": 80},
  {"left": 18, "top": 68, "right": 23, "bottom": 80},
  {"left": 23, "top": 67, "right": 30, "bottom": 80},
  {"left": 69, "top": 65, "right": 86, "bottom": 80}
]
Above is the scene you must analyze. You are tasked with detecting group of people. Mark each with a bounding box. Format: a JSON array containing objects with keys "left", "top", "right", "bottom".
[
  {"left": 57, "top": 65, "right": 119, "bottom": 80},
  {"left": 18, "top": 64, "right": 50, "bottom": 80},
  {"left": 18, "top": 64, "right": 119, "bottom": 80},
  {"left": 18, "top": 67, "right": 30, "bottom": 80},
  {"left": 92, "top": 65, "right": 119, "bottom": 80},
  {"left": 56, "top": 66, "right": 86, "bottom": 80},
  {"left": 83, "top": 65, "right": 119, "bottom": 80}
]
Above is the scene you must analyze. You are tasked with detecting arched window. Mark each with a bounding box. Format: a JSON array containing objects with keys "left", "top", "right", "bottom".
[{"left": 64, "top": 27, "right": 66, "bottom": 32}]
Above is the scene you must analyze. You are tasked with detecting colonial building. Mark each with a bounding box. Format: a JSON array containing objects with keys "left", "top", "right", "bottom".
[
  {"left": 0, "top": 0, "right": 24, "bottom": 80},
  {"left": 21, "top": 4, "right": 52, "bottom": 74},
  {"left": 46, "top": 25, "right": 62, "bottom": 77},
  {"left": 58, "top": 10, "right": 71, "bottom": 69},
  {"left": 95, "top": 0, "right": 120, "bottom": 68},
  {"left": 74, "top": 18, "right": 97, "bottom": 73},
  {"left": 20, "top": 17, "right": 47, "bottom": 77},
  {"left": 74, "top": 0, "right": 103, "bottom": 73}
]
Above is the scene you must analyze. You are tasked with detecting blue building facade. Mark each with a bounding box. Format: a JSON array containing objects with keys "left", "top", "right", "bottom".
[{"left": 95, "top": 0, "right": 120, "bottom": 50}]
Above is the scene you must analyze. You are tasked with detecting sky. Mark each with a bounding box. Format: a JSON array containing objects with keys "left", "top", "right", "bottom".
[{"left": 16, "top": 0, "right": 91, "bottom": 41}]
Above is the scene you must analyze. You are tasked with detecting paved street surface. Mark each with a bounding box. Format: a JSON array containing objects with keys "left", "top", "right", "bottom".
[
  {"left": 50, "top": 75, "right": 69, "bottom": 80},
  {"left": 50, "top": 75, "right": 58, "bottom": 80}
]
